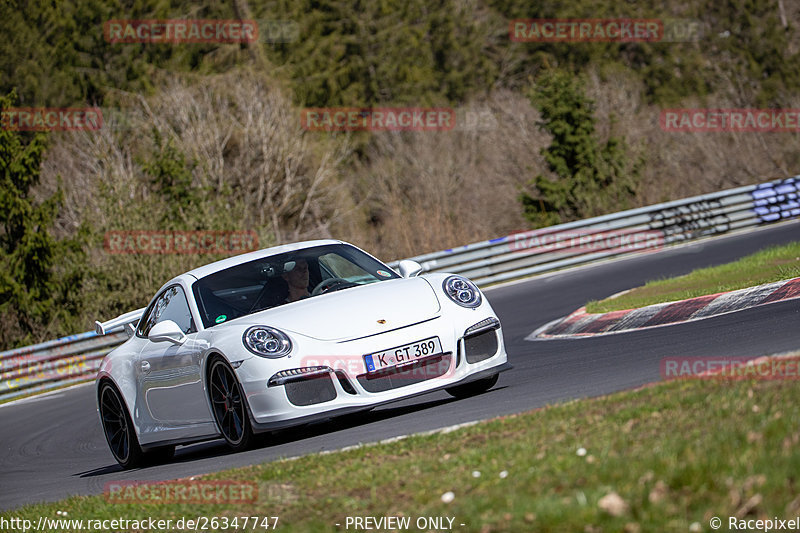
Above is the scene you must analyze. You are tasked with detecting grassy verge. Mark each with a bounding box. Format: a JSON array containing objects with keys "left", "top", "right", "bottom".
[
  {"left": 586, "top": 241, "right": 800, "bottom": 314},
  {"left": 5, "top": 356, "right": 800, "bottom": 532}
]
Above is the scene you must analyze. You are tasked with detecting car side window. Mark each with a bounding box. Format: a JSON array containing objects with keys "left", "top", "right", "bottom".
[{"left": 137, "top": 285, "right": 195, "bottom": 337}]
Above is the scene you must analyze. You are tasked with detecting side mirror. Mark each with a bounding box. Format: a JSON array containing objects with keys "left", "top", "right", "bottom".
[
  {"left": 397, "top": 260, "right": 423, "bottom": 278},
  {"left": 148, "top": 320, "right": 187, "bottom": 346}
]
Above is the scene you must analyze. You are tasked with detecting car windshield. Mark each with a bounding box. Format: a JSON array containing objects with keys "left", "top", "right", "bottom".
[{"left": 192, "top": 243, "right": 400, "bottom": 328}]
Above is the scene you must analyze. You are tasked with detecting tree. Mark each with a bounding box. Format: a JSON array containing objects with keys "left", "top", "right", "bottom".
[
  {"left": 141, "top": 128, "right": 201, "bottom": 228},
  {"left": 520, "top": 69, "right": 640, "bottom": 227},
  {"left": 0, "top": 91, "right": 85, "bottom": 348}
]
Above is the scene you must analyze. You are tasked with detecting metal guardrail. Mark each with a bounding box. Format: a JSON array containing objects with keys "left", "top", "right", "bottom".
[
  {"left": 0, "top": 330, "right": 128, "bottom": 402},
  {"left": 1, "top": 176, "right": 798, "bottom": 402},
  {"left": 402, "top": 176, "right": 799, "bottom": 286}
]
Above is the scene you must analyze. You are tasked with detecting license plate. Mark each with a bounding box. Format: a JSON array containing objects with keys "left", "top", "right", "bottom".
[{"left": 364, "top": 337, "right": 443, "bottom": 373}]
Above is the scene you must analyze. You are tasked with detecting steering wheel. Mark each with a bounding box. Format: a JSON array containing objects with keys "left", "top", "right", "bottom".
[{"left": 312, "top": 277, "right": 351, "bottom": 296}]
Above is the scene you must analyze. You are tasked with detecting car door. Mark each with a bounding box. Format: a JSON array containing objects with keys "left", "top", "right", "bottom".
[{"left": 136, "top": 284, "right": 211, "bottom": 427}]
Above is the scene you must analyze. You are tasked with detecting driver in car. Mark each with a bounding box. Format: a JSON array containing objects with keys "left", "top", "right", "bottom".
[{"left": 283, "top": 258, "right": 311, "bottom": 302}]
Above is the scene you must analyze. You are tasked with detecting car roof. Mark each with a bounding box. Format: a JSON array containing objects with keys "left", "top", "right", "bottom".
[{"left": 185, "top": 239, "right": 345, "bottom": 280}]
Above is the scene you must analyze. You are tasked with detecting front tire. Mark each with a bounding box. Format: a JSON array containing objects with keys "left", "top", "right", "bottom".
[
  {"left": 99, "top": 381, "right": 144, "bottom": 469},
  {"left": 208, "top": 358, "right": 254, "bottom": 451},
  {"left": 445, "top": 373, "right": 499, "bottom": 399}
]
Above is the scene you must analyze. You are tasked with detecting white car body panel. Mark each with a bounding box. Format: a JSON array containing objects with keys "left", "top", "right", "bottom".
[
  {"left": 95, "top": 240, "right": 510, "bottom": 450},
  {"left": 228, "top": 277, "right": 441, "bottom": 341}
]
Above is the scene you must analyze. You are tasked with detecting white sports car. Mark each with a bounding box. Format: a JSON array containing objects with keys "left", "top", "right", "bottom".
[{"left": 95, "top": 240, "right": 510, "bottom": 468}]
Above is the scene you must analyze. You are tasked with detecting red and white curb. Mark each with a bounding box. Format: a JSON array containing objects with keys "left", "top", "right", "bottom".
[{"left": 530, "top": 277, "right": 800, "bottom": 339}]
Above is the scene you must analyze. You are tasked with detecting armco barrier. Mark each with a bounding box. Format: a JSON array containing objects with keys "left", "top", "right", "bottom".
[
  {"left": 0, "top": 330, "right": 127, "bottom": 402},
  {"left": 399, "top": 176, "right": 799, "bottom": 286},
  {"left": 1, "top": 176, "right": 798, "bottom": 402}
]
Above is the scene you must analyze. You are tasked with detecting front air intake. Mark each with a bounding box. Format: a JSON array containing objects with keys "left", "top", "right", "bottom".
[
  {"left": 284, "top": 374, "right": 337, "bottom": 406},
  {"left": 463, "top": 329, "right": 498, "bottom": 364}
]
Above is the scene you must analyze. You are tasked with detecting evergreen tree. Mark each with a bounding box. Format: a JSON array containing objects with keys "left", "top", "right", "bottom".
[
  {"left": 520, "top": 69, "right": 640, "bottom": 227},
  {"left": 141, "top": 128, "right": 201, "bottom": 228},
  {"left": 0, "top": 92, "right": 86, "bottom": 348}
]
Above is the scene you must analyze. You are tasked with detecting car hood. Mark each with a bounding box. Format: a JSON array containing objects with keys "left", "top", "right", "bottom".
[{"left": 240, "top": 277, "right": 441, "bottom": 341}]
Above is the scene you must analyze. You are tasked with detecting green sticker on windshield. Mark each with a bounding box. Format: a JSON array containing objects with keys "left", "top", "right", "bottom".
[
  {"left": 376, "top": 270, "right": 391, "bottom": 277},
  {"left": 215, "top": 315, "right": 227, "bottom": 324}
]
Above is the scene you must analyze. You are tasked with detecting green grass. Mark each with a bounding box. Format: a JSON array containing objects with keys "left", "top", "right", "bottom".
[
  {"left": 5, "top": 356, "right": 800, "bottom": 532},
  {"left": 586, "top": 241, "right": 800, "bottom": 314}
]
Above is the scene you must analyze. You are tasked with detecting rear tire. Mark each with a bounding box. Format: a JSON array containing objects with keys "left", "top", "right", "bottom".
[
  {"left": 208, "top": 358, "right": 254, "bottom": 452},
  {"left": 99, "top": 381, "right": 144, "bottom": 469},
  {"left": 445, "top": 373, "right": 499, "bottom": 399}
]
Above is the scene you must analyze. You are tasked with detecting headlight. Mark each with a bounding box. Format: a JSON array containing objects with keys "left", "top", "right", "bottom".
[
  {"left": 243, "top": 326, "right": 292, "bottom": 358},
  {"left": 442, "top": 275, "right": 482, "bottom": 308}
]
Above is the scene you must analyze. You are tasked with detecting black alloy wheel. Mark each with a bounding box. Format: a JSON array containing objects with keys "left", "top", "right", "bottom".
[
  {"left": 99, "top": 381, "right": 144, "bottom": 469},
  {"left": 208, "top": 358, "right": 253, "bottom": 451}
]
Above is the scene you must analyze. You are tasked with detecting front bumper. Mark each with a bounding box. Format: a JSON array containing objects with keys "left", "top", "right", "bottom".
[{"left": 235, "top": 316, "right": 510, "bottom": 432}]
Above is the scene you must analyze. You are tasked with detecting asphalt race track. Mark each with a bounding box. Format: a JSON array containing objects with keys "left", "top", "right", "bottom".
[{"left": 1, "top": 221, "right": 799, "bottom": 511}]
